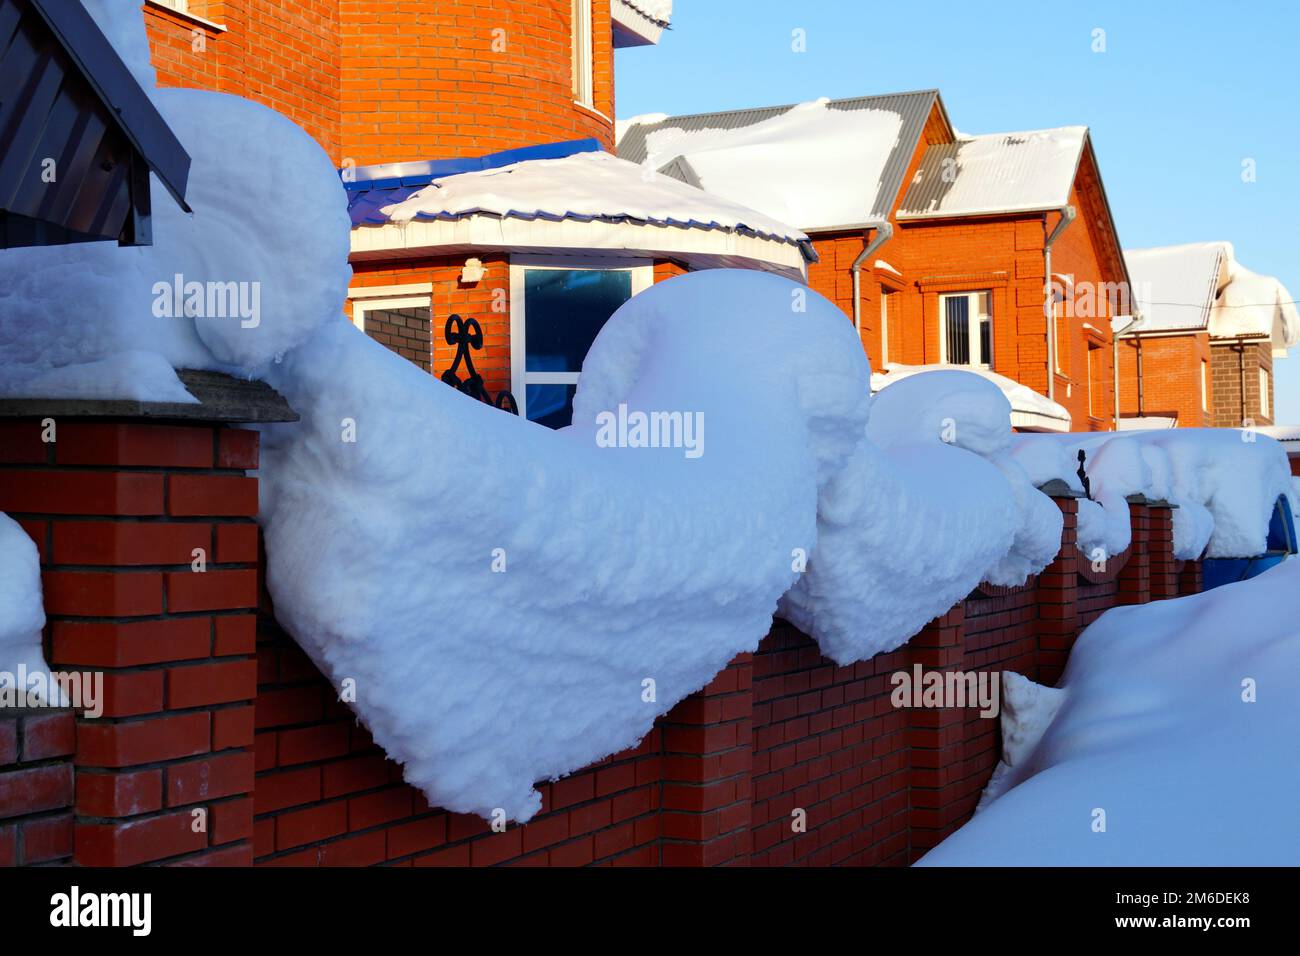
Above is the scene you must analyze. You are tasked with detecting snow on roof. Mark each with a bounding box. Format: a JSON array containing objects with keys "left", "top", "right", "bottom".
[
  {"left": 374, "top": 149, "right": 810, "bottom": 251},
  {"left": 612, "top": 0, "right": 671, "bottom": 47},
  {"left": 871, "top": 363, "right": 1072, "bottom": 432},
  {"left": 619, "top": 92, "right": 946, "bottom": 231},
  {"left": 1123, "top": 242, "right": 1230, "bottom": 333},
  {"left": 1124, "top": 242, "right": 1300, "bottom": 352},
  {"left": 897, "top": 126, "right": 1088, "bottom": 219}
]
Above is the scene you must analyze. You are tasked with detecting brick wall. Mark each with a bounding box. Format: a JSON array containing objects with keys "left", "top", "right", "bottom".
[
  {"left": 0, "top": 409, "right": 1192, "bottom": 868},
  {"left": 145, "top": 1, "right": 616, "bottom": 167},
  {"left": 1210, "top": 339, "right": 1274, "bottom": 428},
  {"left": 244, "top": 494, "right": 1184, "bottom": 868},
  {"left": 145, "top": 0, "right": 343, "bottom": 162},
  {"left": 1117, "top": 332, "right": 1213, "bottom": 427},
  {"left": 0, "top": 710, "right": 75, "bottom": 865},
  {"left": 0, "top": 418, "right": 261, "bottom": 867}
]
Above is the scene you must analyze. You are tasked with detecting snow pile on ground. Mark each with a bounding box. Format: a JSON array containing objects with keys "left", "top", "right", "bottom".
[
  {"left": 0, "top": 514, "right": 55, "bottom": 702},
  {"left": 1010, "top": 429, "right": 1293, "bottom": 562},
  {"left": 873, "top": 363, "right": 1072, "bottom": 431},
  {"left": 921, "top": 558, "right": 1300, "bottom": 865},
  {"left": 0, "top": 80, "right": 351, "bottom": 400},
  {"left": 637, "top": 99, "right": 904, "bottom": 230},
  {"left": 379, "top": 149, "right": 808, "bottom": 246},
  {"left": 975, "top": 672, "right": 1066, "bottom": 812},
  {"left": 259, "top": 272, "right": 1064, "bottom": 819}
]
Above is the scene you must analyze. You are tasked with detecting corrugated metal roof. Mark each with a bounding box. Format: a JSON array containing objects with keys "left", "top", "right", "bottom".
[
  {"left": 617, "top": 90, "right": 948, "bottom": 226},
  {"left": 896, "top": 127, "right": 1087, "bottom": 219}
]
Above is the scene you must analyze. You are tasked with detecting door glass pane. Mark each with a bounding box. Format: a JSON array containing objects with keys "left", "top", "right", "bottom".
[
  {"left": 524, "top": 269, "right": 632, "bottom": 373},
  {"left": 944, "top": 295, "right": 970, "bottom": 365},
  {"left": 526, "top": 383, "right": 578, "bottom": 429},
  {"left": 978, "top": 314, "right": 991, "bottom": 366}
]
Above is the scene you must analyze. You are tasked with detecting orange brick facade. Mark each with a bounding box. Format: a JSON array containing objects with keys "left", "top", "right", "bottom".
[
  {"left": 1116, "top": 332, "right": 1214, "bottom": 427},
  {"left": 143, "top": 0, "right": 615, "bottom": 167},
  {"left": 809, "top": 108, "right": 1127, "bottom": 432}
]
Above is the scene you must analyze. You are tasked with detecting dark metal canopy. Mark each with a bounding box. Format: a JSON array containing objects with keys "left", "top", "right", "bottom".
[{"left": 0, "top": 0, "right": 191, "bottom": 249}]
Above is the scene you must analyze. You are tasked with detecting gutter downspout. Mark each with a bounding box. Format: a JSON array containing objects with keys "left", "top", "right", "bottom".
[
  {"left": 1043, "top": 206, "right": 1077, "bottom": 402},
  {"left": 1112, "top": 314, "right": 1140, "bottom": 430},
  {"left": 851, "top": 221, "right": 893, "bottom": 337}
]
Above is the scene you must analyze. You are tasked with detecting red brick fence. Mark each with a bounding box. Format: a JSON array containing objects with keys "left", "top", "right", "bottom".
[{"left": 0, "top": 400, "right": 1195, "bottom": 866}]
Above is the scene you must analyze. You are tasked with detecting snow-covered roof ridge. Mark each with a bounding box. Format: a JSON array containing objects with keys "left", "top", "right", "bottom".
[
  {"left": 612, "top": 0, "right": 671, "bottom": 47},
  {"left": 871, "top": 363, "right": 1072, "bottom": 432},
  {"left": 1123, "top": 241, "right": 1299, "bottom": 352},
  {"left": 618, "top": 91, "right": 947, "bottom": 231},
  {"left": 618, "top": 0, "right": 671, "bottom": 26},
  {"left": 897, "top": 126, "right": 1089, "bottom": 219},
  {"left": 373, "top": 150, "right": 810, "bottom": 250}
]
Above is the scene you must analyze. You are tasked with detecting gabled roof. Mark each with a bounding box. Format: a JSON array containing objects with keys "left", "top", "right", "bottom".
[
  {"left": 896, "top": 126, "right": 1088, "bottom": 219},
  {"left": 1124, "top": 242, "right": 1300, "bottom": 353},
  {"left": 617, "top": 90, "right": 951, "bottom": 232}
]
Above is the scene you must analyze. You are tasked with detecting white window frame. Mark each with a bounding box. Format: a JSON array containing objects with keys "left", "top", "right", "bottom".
[
  {"left": 938, "top": 290, "right": 992, "bottom": 368},
  {"left": 510, "top": 255, "right": 652, "bottom": 420},
  {"left": 348, "top": 287, "right": 434, "bottom": 334},
  {"left": 1087, "top": 344, "right": 1098, "bottom": 418},
  {"left": 571, "top": 0, "right": 594, "bottom": 107},
  {"left": 880, "top": 288, "right": 891, "bottom": 366},
  {"left": 1201, "top": 359, "right": 1209, "bottom": 412},
  {"left": 1260, "top": 366, "right": 1270, "bottom": 417}
]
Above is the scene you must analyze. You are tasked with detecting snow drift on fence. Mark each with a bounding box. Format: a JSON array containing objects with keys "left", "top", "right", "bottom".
[
  {"left": 920, "top": 558, "right": 1300, "bottom": 865},
  {"left": 0, "top": 3, "right": 1286, "bottom": 822},
  {"left": 258, "top": 272, "right": 1061, "bottom": 820},
  {"left": 0, "top": 513, "right": 55, "bottom": 703},
  {"left": 1010, "top": 429, "right": 1293, "bottom": 562}
]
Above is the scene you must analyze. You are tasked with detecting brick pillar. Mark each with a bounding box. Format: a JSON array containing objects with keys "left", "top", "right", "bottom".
[
  {"left": 0, "top": 416, "right": 265, "bottom": 866},
  {"left": 1147, "top": 503, "right": 1178, "bottom": 600},
  {"left": 1117, "top": 499, "right": 1151, "bottom": 606},
  {"left": 1178, "top": 559, "right": 1203, "bottom": 596},
  {"left": 658, "top": 654, "right": 753, "bottom": 866},
  {"left": 0, "top": 710, "right": 75, "bottom": 865},
  {"left": 1035, "top": 495, "right": 1079, "bottom": 685},
  {"left": 905, "top": 604, "right": 966, "bottom": 861}
]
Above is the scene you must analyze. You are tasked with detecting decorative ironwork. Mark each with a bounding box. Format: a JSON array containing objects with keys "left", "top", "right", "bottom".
[
  {"left": 1076, "top": 449, "right": 1093, "bottom": 500},
  {"left": 440, "top": 314, "right": 518, "bottom": 414}
]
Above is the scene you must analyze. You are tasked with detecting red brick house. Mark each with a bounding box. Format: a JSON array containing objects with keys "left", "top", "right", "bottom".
[
  {"left": 143, "top": 0, "right": 809, "bottom": 428},
  {"left": 619, "top": 93, "right": 1135, "bottom": 432},
  {"left": 1118, "top": 242, "right": 1298, "bottom": 429}
]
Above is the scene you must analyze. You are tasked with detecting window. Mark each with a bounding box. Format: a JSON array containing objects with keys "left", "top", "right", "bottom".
[
  {"left": 1201, "top": 359, "right": 1209, "bottom": 412},
  {"left": 511, "top": 258, "right": 651, "bottom": 428},
  {"left": 938, "top": 291, "right": 991, "bottom": 367},
  {"left": 571, "top": 0, "right": 594, "bottom": 107},
  {"left": 350, "top": 292, "right": 433, "bottom": 372},
  {"left": 1260, "top": 367, "right": 1270, "bottom": 418},
  {"left": 1087, "top": 343, "right": 1100, "bottom": 418},
  {"left": 880, "top": 288, "right": 892, "bottom": 366}
]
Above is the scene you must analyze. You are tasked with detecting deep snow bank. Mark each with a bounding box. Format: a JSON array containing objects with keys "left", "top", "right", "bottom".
[
  {"left": 920, "top": 558, "right": 1300, "bottom": 865},
  {"left": 1010, "top": 429, "right": 1293, "bottom": 561}
]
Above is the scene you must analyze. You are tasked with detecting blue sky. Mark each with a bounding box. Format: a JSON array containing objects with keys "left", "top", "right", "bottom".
[{"left": 616, "top": 0, "right": 1300, "bottom": 421}]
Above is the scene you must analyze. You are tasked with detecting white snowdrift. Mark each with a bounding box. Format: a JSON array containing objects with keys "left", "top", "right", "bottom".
[
  {"left": 259, "top": 273, "right": 1063, "bottom": 820},
  {"left": 1010, "top": 430, "right": 1293, "bottom": 562},
  {"left": 0, "top": 513, "right": 56, "bottom": 702},
  {"left": 0, "top": 86, "right": 351, "bottom": 400},
  {"left": 6, "top": 4, "right": 1287, "bottom": 824},
  {"left": 975, "top": 672, "right": 1066, "bottom": 812},
  {"left": 921, "top": 558, "right": 1300, "bottom": 865}
]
